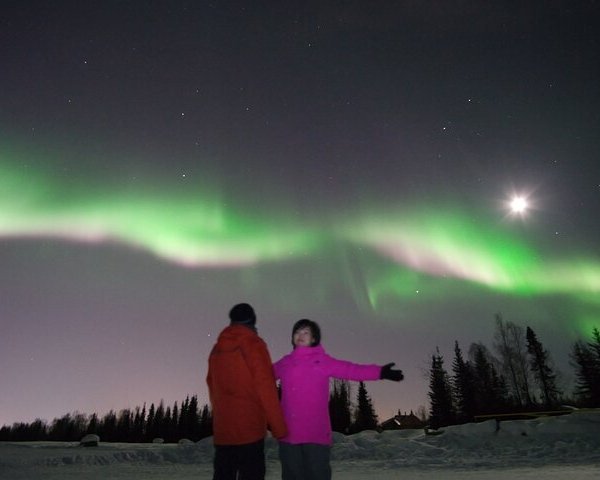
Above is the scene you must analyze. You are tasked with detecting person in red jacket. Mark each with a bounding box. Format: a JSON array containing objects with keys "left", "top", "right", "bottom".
[{"left": 207, "top": 303, "right": 287, "bottom": 480}]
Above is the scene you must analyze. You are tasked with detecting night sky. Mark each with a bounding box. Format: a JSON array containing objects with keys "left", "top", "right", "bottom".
[{"left": 1, "top": 1, "right": 599, "bottom": 427}]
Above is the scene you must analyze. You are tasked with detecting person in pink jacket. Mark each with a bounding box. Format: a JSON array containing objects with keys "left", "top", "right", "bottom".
[{"left": 273, "top": 319, "right": 403, "bottom": 480}]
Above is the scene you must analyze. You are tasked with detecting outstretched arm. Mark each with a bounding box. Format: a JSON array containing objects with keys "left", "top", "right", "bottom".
[
  {"left": 326, "top": 356, "right": 382, "bottom": 381},
  {"left": 327, "top": 356, "right": 404, "bottom": 382}
]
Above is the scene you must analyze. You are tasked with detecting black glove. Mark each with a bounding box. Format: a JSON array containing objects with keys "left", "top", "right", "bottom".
[{"left": 380, "top": 363, "right": 404, "bottom": 382}]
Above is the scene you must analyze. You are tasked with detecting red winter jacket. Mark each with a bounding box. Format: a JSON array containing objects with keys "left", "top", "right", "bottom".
[{"left": 207, "top": 324, "right": 287, "bottom": 445}]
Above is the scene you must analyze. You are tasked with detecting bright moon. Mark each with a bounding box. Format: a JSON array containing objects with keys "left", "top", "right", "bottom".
[{"left": 510, "top": 196, "right": 528, "bottom": 214}]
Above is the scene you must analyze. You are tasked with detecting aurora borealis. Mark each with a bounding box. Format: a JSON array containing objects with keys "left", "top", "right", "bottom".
[
  {"left": 2, "top": 152, "right": 599, "bottom": 301},
  {"left": 1, "top": 2, "right": 599, "bottom": 426}
]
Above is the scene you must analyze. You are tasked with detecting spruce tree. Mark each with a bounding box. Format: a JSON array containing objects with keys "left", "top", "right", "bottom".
[
  {"left": 452, "top": 341, "right": 477, "bottom": 422},
  {"left": 188, "top": 395, "right": 200, "bottom": 440},
  {"left": 116, "top": 408, "right": 132, "bottom": 442},
  {"left": 571, "top": 329, "right": 600, "bottom": 407},
  {"left": 428, "top": 348, "right": 455, "bottom": 428},
  {"left": 145, "top": 403, "right": 155, "bottom": 441},
  {"left": 169, "top": 402, "right": 179, "bottom": 442},
  {"left": 526, "top": 327, "right": 561, "bottom": 408},
  {"left": 329, "top": 379, "right": 352, "bottom": 433},
  {"left": 139, "top": 404, "right": 146, "bottom": 440},
  {"left": 132, "top": 406, "right": 144, "bottom": 442},
  {"left": 352, "top": 382, "right": 378, "bottom": 433},
  {"left": 162, "top": 406, "right": 172, "bottom": 441},
  {"left": 471, "top": 343, "right": 509, "bottom": 414},
  {"left": 153, "top": 401, "right": 165, "bottom": 440},
  {"left": 199, "top": 404, "right": 213, "bottom": 439},
  {"left": 178, "top": 396, "right": 190, "bottom": 438}
]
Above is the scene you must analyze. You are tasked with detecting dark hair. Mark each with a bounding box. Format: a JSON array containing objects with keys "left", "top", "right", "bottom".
[
  {"left": 229, "top": 303, "right": 256, "bottom": 326},
  {"left": 291, "top": 319, "right": 321, "bottom": 347}
]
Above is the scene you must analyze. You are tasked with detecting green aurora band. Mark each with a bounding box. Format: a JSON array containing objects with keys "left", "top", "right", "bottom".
[
  {"left": 340, "top": 209, "right": 600, "bottom": 297},
  {"left": 1, "top": 154, "right": 599, "bottom": 330},
  {"left": 0, "top": 156, "right": 323, "bottom": 267}
]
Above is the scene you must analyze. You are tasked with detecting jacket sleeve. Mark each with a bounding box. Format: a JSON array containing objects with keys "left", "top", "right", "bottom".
[
  {"left": 325, "top": 354, "right": 382, "bottom": 381},
  {"left": 241, "top": 337, "right": 288, "bottom": 439}
]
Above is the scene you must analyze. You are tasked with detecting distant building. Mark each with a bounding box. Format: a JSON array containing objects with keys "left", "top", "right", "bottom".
[{"left": 380, "top": 410, "right": 426, "bottom": 431}]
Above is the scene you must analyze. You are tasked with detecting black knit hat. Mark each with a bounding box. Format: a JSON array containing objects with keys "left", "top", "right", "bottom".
[
  {"left": 291, "top": 318, "right": 321, "bottom": 347},
  {"left": 229, "top": 303, "right": 256, "bottom": 326}
]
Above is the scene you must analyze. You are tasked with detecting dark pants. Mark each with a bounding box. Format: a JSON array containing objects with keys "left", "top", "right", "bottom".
[
  {"left": 213, "top": 439, "right": 266, "bottom": 480},
  {"left": 278, "top": 442, "right": 331, "bottom": 480}
]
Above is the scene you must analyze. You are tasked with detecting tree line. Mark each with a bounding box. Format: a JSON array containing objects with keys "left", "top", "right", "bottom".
[
  {"left": 0, "top": 395, "right": 213, "bottom": 443},
  {"left": 328, "top": 380, "right": 379, "bottom": 434},
  {"left": 427, "top": 316, "right": 600, "bottom": 429},
  {"left": 2, "top": 382, "right": 380, "bottom": 442}
]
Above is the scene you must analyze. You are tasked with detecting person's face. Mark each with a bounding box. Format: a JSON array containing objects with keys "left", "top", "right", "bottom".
[{"left": 293, "top": 327, "right": 314, "bottom": 347}]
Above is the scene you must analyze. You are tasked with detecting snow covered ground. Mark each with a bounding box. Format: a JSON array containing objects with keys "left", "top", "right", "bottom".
[{"left": 1, "top": 410, "right": 599, "bottom": 479}]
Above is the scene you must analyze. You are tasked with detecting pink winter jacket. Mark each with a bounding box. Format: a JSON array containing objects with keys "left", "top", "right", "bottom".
[{"left": 273, "top": 345, "right": 382, "bottom": 445}]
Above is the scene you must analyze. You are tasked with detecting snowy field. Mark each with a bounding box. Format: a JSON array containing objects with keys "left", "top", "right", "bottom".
[{"left": 1, "top": 410, "right": 599, "bottom": 480}]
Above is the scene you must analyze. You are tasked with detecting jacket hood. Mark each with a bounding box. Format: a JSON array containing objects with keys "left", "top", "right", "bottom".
[{"left": 214, "top": 324, "right": 257, "bottom": 352}]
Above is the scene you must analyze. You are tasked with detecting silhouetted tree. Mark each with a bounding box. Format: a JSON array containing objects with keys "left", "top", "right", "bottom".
[
  {"left": 452, "top": 341, "right": 477, "bottom": 422},
  {"left": 187, "top": 395, "right": 200, "bottom": 440},
  {"left": 470, "top": 343, "right": 510, "bottom": 414},
  {"left": 86, "top": 413, "right": 99, "bottom": 435},
  {"left": 131, "top": 406, "right": 145, "bottom": 442},
  {"left": 428, "top": 348, "right": 455, "bottom": 428},
  {"left": 571, "top": 327, "right": 600, "bottom": 407},
  {"left": 29, "top": 419, "right": 48, "bottom": 440},
  {"left": 166, "top": 402, "right": 179, "bottom": 442},
  {"left": 1, "top": 420, "right": 48, "bottom": 441},
  {"left": 145, "top": 404, "right": 155, "bottom": 441},
  {"left": 494, "top": 314, "right": 533, "bottom": 407},
  {"left": 48, "top": 412, "right": 87, "bottom": 441},
  {"left": 0, "top": 394, "right": 216, "bottom": 442},
  {"left": 116, "top": 409, "right": 132, "bottom": 442},
  {"left": 329, "top": 379, "right": 352, "bottom": 433},
  {"left": 162, "top": 406, "right": 172, "bottom": 441},
  {"left": 526, "top": 327, "right": 561, "bottom": 408},
  {"left": 178, "top": 396, "right": 190, "bottom": 438},
  {"left": 99, "top": 410, "right": 117, "bottom": 442},
  {"left": 351, "top": 382, "right": 378, "bottom": 433},
  {"left": 199, "top": 403, "right": 213, "bottom": 439},
  {"left": 153, "top": 401, "right": 167, "bottom": 439}
]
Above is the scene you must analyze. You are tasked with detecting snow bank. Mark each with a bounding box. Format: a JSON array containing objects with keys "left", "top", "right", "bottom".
[
  {"left": 1, "top": 410, "right": 599, "bottom": 479},
  {"left": 329, "top": 411, "right": 600, "bottom": 469}
]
